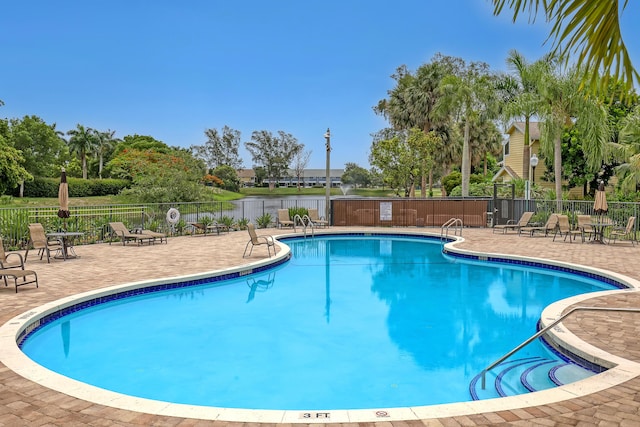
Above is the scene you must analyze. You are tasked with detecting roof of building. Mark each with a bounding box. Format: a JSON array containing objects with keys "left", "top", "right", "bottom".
[
  {"left": 506, "top": 121, "right": 540, "bottom": 141},
  {"left": 492, "top": 165, "right": 520, "bottom": 182}
]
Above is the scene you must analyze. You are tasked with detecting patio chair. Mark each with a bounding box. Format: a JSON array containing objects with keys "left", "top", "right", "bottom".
[
  {"left": 108, "top": 222, "right": 155, "bottom": 246},
  {"left": 493, "top": 211, "right": 534, "bottom": 234},
  {"left": 307, "top": 208, "right": 329, "bottom": 228},
  {"left": 553, "top": 214, "right": 584, "bottom": 243},
  {"left": 24, "top": 223, "right": 63, "bottom": 263},
  {"left": 243, "top": 223, "right": 275, "bottom": 258},
  {"left": 576, "top": 215, "right": 595, "bottom": 241},
  {"left": 277, "top": 209, "right": 294, "bottom": 228},
  {"left": 1, "top": 238, "right": 27, "bottom": 289},
  {"left": 609, "top": 216, "right": 637, "bottom": 245},
  {"left": 0, "top": 269, "right": 38, "bottom": 293},
  {"left": 519, "top": 214, "right": 559, "bottom": 237},
  {"left": 0, "top": 238, "right": 26, "bottom": 271}
]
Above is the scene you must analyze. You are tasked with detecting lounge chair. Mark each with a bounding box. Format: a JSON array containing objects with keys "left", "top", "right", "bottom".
[
  {"left": 108, "top": 222, "right": 155, "bottom": 246},
  {"left": 519, "top": 214, "right": 559, "bottom": 237},
  {"left": 553, "top": 214, "right": 584, "bottom": 243},
  {"left": 188, "top": 221, "right": 228, "bottom": 236},
  {"left": 140, "top": 229, "right": 167, "bottom": 243},
  {"left": 243, "top": 223, "right": 275, "bottom": 257},
  {"left": 0, "top": 269, "right": 38, "bottom": 293},
  {"left": 609, "top": 216, "right": 637, "bottom": 245},
  {"left": 277, "top": 209, "right": 294, "bottom": 228},
  {"left": 493, "top": 211, "right": 534, "bottom": 234},
  {"left": 307, "top": 208, "right": 329, "bottom": 228},
  {"left": 24, "top": 223, "right": 63, "bottom": 263}
]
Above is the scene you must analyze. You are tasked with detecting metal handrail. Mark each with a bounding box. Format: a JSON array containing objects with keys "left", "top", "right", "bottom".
[
  {"left": 292, "top": 214, "right": 314, "bottom": 238},
  {"left": 480, "top": 306, "right": 640, "bottom": 389},
  {"left": 441, "top": 217, "right": 463, "bottom": 240},
  {"left": 301, "top": 214, "right": 315, "bottom": 238}
]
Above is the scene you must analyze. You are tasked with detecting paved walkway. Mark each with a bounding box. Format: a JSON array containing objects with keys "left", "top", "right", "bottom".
[{"left": 1, "top": 227, "right": 640, "bottom": 426}]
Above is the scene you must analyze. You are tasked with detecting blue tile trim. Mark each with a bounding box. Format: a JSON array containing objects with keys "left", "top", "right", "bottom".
[
  {"left": 443, "top": 249, "right": 629, "bottom": 290},
  {"left": 17, "top": 253, "right": 291, "bottom": 348},
  {"left": 278, "top": 232, "right": 452, "bottom": 243},
  {"left": 538, "top": 321, "right": 608, "bottom": 374}
]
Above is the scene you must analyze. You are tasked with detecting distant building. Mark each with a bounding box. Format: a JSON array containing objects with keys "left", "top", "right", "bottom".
[{"left": 237, "top": 168, "right": 344, "bottom": 187}]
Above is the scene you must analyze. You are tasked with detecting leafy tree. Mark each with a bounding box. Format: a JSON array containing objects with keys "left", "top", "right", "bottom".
[
  {"left": 253, "top": 166, "right": 267, "bottom": 186},
  {"left": 244, "top": 130, "right": 302, "bottom": 191},
  {"left": 212, "top": 164, "right": 241, "bottom": 192},
  {"left": 0, "top": 135, "right": 32, "bottom": 195},
  {"left": 111, "top": 147, "right": 207, "bottom": 202},
  {"left": 292, "top": 147, "right": 311, "bottom": 191},
  {"left": 67, "top": 124, "right": 97, "bottom": 179},
  {"left": 369, "top": 128, "right": 438, "bottom": 196},
  {"left": 192, "top": 126, "right": 243, "bottom": 170},
  {"left": 492, "top": 0, "right": 639, "bottom": 98},
  {"left": 8, "top": 116, "right": 68, "bottom": 178},
  {"left": 341, "top": 162, "right": 371, "bottom": 188},
  {"left": 115, "top": 134, "right": 170, "bottom": 154}
]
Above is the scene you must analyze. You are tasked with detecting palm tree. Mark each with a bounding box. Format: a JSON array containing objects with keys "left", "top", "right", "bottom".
[
  {"left": 492, "top": 0, "right": 639, "bottom": 98},
  {"left": 94, "top": 129, "right": 119, "bottom": 179},
  {"left": 538, "top": 67, "right": 610, "bottom": 209},
  {"left": 502, "top": 50, "right": 554, "bottom": 179},
  {"left": 67, "top": 124, "right": 96, "bottom": 179},
  {"left": 615, "top": 106, "right": 640, "bottom": 191},
  {"left": 438, "top": 62, "right": 500, "bottom": 197},
  {"left": 374, "top": 55, "right": 463, "bottom": 196}
]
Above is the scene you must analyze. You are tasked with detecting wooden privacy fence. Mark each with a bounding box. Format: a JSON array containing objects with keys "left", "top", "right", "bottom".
[{"left": 331, "top": 198, "right": 490, "bottom": 228}]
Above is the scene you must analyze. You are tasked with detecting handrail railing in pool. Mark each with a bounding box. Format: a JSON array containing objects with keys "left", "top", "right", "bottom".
[
  {"left": 441, "top": 217, "right": 463, "bottom": 240},
  {"left": 480, "top": 306, "right": 640, "bottom": 390},
  {"left": 293, "top": 214, "right": 315, "bottom": 238}
]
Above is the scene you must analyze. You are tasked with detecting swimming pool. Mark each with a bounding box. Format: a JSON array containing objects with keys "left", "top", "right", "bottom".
[{"left": 19, "top": 234, "right": 621, "bottom": 411}]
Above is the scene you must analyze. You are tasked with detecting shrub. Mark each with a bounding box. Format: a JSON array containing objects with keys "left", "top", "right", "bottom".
[{"left": 255, "top": 213, "right": 272, "bottom": 228}]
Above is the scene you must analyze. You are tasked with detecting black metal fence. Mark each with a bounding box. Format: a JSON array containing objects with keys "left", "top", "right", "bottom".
[
  {"left": 0, "top": 198, "right": 328, "bottom": 249},
  {"left": 1, "top": 197, "right": 638, "bottom": 250}
]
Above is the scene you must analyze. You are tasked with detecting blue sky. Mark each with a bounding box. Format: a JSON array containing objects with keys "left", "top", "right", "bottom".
[{"left": 2, "top": 1, "right": 638, "bottom": 170}]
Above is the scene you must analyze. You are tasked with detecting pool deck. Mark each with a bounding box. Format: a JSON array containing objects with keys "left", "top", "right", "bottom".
[{"left": 2, "top": 227, "right": 640, "bottom": 426}]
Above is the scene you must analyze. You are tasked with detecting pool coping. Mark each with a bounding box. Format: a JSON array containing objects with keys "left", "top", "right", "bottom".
[{"left": 1, "top": 229, "right": 640, "bottom": 423}]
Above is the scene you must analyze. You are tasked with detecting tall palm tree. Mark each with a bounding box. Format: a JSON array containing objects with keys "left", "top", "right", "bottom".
[
  {"left": 438, "top": 62, "right": 500, "bottom": 197},
  {"left": 502, "top": 50, "right": 554, "bottom": 179},
  {"left": 538, "top": 67, "right": 610, "bottom": 209},
  {"left": 492, "top": 0, "right": 639, "bottom": 98},
  {"left": 94, "top": 129, "right": 119, "bottom": 179},
  {"left": 67, "top": 124, "right": 96, "bottom": 179},
  {"left": 374, "top": 55, "right": 463, "bottom": 196},
  {"left": 615, "top": 106, "right": 640, "bottom": 191}
]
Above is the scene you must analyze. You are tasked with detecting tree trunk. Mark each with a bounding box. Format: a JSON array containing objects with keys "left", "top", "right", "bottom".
[
  {"left": 522, "top": 116, "right": 530, "bottom": 180},
  {"left": 461, "top": 119, "right": 471, "bottom": 197},
  {"left": 554, "top": 136, "right": 563, "bottom": 211},
  {"left": 82, "top": 153, "right": 88, "bottom": 179},
  {"left": 428, "top": 170, "right": 433, "bottom": 197}
]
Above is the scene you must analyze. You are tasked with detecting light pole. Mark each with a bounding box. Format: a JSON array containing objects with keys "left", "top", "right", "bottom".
[
  {"left": 324, "top": 128, "right": 331, "bottom": 223},
  {"left": 530, "top": 154, "right": 539, "bottom": 184}
]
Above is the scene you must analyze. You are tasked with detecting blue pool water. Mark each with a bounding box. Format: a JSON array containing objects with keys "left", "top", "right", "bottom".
[{"left": 21, "top": 235, "right": 617, "bottom": 410}]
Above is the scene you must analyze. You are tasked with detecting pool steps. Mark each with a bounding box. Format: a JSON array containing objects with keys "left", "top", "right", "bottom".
[{"left": 469, "top": 357, "right": 594, "bottom": 400}]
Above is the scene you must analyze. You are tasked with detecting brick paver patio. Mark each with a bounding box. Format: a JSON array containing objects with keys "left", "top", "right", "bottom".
[{"left": 1, "top": 227, "right": 640, "bottom": 426}]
